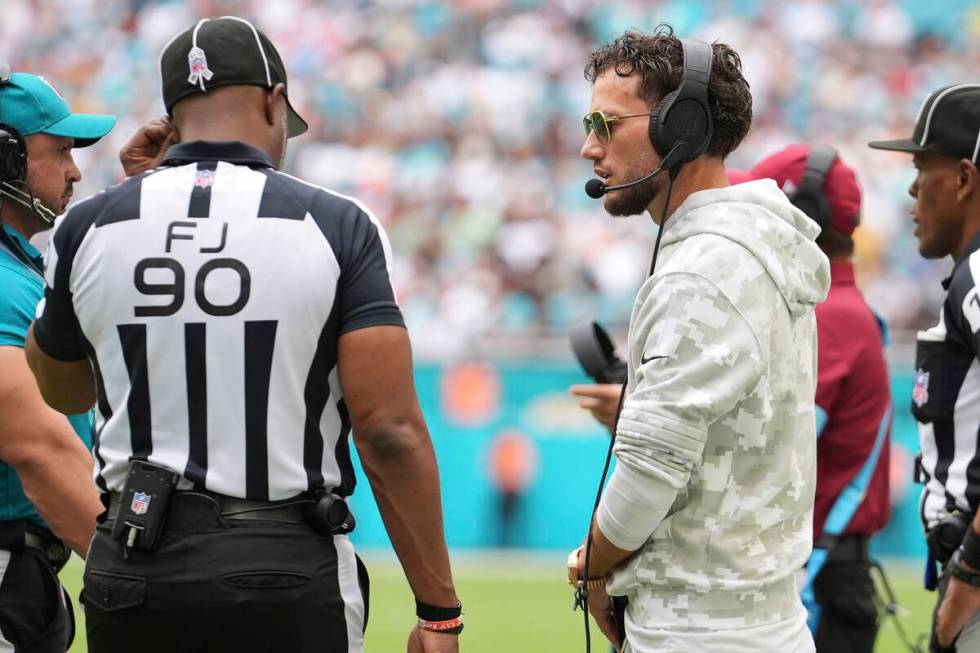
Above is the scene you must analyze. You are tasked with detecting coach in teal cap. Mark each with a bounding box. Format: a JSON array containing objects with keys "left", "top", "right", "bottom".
[
  {"left": 0, "top": 67, "right": 116, "bottom": 226},
  {"left": 0, "top": 65, "right": 112, "bottom": 652},
  {"left": 0, "top": 70, "right": 115, "bottom": 146}
]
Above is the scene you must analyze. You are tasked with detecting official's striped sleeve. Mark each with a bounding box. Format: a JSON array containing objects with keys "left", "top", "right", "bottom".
[
  {"left": 33, "top": 201, "right": 100, "bottom": 361},
  {"left": 310, "top": 191, "right": 404, "bottom": 334},
  {"left": 948, "top": 252, "right": 980, "bottom": 359}
]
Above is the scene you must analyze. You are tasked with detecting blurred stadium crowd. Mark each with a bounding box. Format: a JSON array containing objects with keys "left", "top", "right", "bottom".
[{"left": 4, "top": 0, "right": 980, "bottom": 358}]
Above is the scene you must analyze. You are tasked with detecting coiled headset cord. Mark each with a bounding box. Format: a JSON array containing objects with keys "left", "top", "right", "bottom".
[{"left": 576, "top": 171, "right": 677, "bottom": 653}]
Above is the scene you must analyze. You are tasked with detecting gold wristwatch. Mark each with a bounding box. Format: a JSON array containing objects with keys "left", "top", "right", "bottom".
[{"left": 567, "top": 546, "right": 608, "bottom": 589}]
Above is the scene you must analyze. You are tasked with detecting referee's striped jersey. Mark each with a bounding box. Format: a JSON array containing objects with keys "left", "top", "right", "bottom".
[
  {"left": 914, "top": 232, "right": 980, "bottom": 527},
  {"left": 32, "top": 141, "right": 404, "bottom": 501}
]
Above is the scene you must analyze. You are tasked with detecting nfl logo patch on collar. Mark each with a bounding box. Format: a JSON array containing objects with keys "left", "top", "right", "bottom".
[
  {"left": 187, "top": 47, "right": 213, "bottom": 91},
  {"left": 131, "top": 491, "right": 151, "bottom": 516},
  {"left": 195, "top": 169, "right": 215, "bottom": 188}
]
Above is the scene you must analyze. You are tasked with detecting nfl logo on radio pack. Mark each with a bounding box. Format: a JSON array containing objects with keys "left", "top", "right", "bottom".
[
  {"left": 131, "top": 491, "right": 151, "bottom": 515},
  {"left": 913, "top": 369, "right": 930, "bottom": 408}
]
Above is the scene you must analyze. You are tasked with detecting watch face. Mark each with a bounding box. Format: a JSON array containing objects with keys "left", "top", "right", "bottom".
[{"left": 567, "top": 548, "right": 580, "bottom": 584}]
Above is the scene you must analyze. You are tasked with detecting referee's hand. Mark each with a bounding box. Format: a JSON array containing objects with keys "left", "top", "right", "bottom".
[
  {"left": 119, "top": 116, "right": 179, "bottom": 177},
  {"left": 407, "top": 625, "right": 459, "bottom": 652}
]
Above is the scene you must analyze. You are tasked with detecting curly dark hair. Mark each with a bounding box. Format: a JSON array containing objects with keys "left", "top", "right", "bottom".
[{"left": 584, "top": 24, "right": 752, "bottom": 160}]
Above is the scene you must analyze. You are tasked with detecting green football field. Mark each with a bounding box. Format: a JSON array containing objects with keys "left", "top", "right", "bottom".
[{"left": 63, "top": 552, "right": 935, "bottom": 652}]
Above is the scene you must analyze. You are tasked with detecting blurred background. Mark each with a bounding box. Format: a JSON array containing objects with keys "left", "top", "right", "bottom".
[{"left": 5, "top": 0, "right": 979, "bottom": 650}]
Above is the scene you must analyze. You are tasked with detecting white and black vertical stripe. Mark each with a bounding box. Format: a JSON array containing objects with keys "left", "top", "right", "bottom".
[
  {"left": 302, "top": 314, "right": 337, "bottom": 490},
  {"left": 244, "top": 320, "right": 277, "bottom": 500},
  {"left": 184, "top": 322, "right": 208, "bottom": 486},
  {"left": 118, "top": 324, "right": 153, "bottom": 459},
  {"left": 187, "top": 161, "right": 216, "bottom": 218}
]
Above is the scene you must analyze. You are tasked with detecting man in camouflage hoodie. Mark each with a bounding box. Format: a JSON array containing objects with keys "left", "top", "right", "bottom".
[{"left": 570, "top": 27, "right": 830, "bottom": 652}]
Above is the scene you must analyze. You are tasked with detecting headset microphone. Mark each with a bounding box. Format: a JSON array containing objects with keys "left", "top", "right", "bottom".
[
  {"left": 583, "top": 178, "right": 606, "bottom": 199},
  {"left": 0, "top": 184, "right": 56, "bottom": 224},
  {"left": 583, "top": 142, "right": 690, "bottom": 199}
]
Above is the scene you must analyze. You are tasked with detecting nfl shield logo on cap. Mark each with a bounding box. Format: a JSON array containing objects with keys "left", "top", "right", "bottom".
[{"left": 131, "top": 491, "right": 151, "bottom": 515}]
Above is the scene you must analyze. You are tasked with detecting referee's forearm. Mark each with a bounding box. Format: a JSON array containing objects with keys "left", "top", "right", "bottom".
[{"left": 356, "top": 423, "right": 458, "bottom": 607}]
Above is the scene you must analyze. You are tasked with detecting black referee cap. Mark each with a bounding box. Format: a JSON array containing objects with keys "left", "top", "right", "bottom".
[
  {"left": 159, "top": 16, "right": 308, "bottom": 138},
  {"left": 869, "top": 84, "right": 980, "bottom": 162}
]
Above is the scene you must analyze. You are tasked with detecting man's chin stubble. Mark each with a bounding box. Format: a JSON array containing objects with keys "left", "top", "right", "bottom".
[{"left": 604, "top": 182, "right": 660, "bottom": 217}]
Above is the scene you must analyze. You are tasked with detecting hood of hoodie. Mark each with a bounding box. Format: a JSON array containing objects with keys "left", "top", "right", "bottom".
[{"left": 660, "top": 178, "right": 830, "bottom": 319}]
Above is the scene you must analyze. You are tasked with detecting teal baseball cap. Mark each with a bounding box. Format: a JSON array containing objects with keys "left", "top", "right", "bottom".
[{"left": 0, "top": 72, "right": 116, "bottom": 147}]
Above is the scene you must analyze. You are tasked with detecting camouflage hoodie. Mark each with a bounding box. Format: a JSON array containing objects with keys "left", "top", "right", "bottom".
[{"left": 602, "top": 178, "right": 831, "bottom": 631}]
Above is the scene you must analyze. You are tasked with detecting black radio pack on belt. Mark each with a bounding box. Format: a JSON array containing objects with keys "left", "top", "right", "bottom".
[
  {"left": 306, "top": 489, "right": 356, "bottom": 536},
  {"left": 927, "top": 510, "right": 973, "bottom": 566},
  {"left": 111, "top": 460, "right": 180, "bottom": 554}
]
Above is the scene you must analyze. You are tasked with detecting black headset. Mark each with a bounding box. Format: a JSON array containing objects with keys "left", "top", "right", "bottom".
[
  {"left": 0, "top": 123, "right": 27, "bottom": 185},
  {"left": 0, "top": 63, "right": 27, "bottom": 185},
  {"left": 789, "top": 145, "right": 838, "bottom": 233},
  {"left": 648, "top": 37, "right": 714, "bottom": 169}
]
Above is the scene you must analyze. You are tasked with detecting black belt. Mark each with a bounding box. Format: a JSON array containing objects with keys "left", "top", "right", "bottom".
[
  {"left": 106, "top": 490, "right": 312, "bottom": 525},
  {"left": 0, "top": 521, "right": 71, "bottom": 572},
  {"left": 824, "top": 534, "right": 870, "bottom": 564}
]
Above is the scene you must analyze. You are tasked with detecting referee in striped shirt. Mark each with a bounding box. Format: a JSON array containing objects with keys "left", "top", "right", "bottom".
[
  {"left": 870, "top": 86, "right": 980, "bottom": 651},
  {"left": 24, "top": 17, "right": 460, "bottom": 653}
]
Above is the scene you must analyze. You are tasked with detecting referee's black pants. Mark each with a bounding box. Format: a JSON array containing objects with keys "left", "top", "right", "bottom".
[
  {"left": 812, "top": 536, "right": 879, "bottom": 653},
  {"left": 82, "top": 492, "right": 369, "bottom": 653}
]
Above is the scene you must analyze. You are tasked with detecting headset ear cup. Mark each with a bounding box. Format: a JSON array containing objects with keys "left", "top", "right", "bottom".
[
  {"left": 816, "top": 195, "right": 832, "bottom": 233},
  {"left": 792, "top": 145, "right": 838, "bottom": 233},
  {"left": 791, "top": 191, "right": 831, "bottom": 233},
  {"left": 648, "top": 91, "right": 677, "bottom": 157},
  {"left": 0, "top": 124, "right": 27, "bottom": 183}
]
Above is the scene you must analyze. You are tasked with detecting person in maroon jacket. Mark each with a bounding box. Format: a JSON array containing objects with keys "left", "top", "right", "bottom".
[{"left": 744, "top": 145, "right": 892, "bottom": 653}]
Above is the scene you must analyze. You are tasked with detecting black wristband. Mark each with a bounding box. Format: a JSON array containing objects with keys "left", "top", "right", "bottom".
[
  {"left": 415, "top": 599, "right": 462, "bottom": 621},
  {"left": 960, "top": 525, "right": 980, "bottom": 570},
  {"left": 952, "top": 558, "right": 980, "bottom": 587}
]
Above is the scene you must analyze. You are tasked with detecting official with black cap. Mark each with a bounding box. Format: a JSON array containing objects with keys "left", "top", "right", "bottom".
[
  {"left": 23, "top": 15, "right": 460, "bottom": 653},
  {"left": 869, "top": 84, "right": 980, "bottom": 652}
]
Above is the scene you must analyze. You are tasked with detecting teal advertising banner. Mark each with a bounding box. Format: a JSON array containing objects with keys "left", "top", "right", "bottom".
[{"left": 347, "top": 363, "right": 926, "bottom": 559}]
